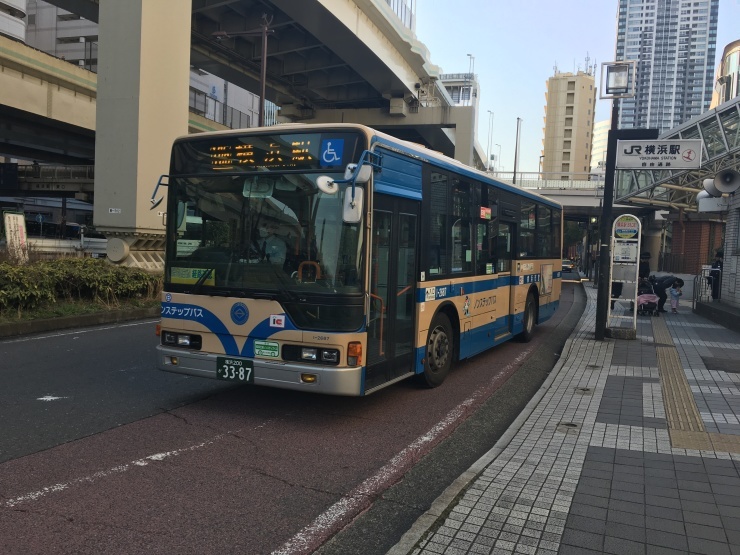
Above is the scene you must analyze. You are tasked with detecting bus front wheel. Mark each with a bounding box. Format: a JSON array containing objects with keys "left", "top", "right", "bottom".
[
  {"left": 517, "top": 292, "right": 537, "bottom": 342},
  {"left": 419, "top": 313, "right": 453, "bottom": 388}
]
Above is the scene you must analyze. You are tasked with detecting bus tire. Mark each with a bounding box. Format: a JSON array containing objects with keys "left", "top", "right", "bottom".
[
  {"left": 418, "top": 313, "right": 453, "bottom": 388},
  {"left": 517, "top": 292, "right": 537, "bottom": 342}
]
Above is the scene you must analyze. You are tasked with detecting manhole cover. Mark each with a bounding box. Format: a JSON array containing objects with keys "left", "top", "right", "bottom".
[{"left": 556, "top": 421, "right": 581, "bottom": 434}]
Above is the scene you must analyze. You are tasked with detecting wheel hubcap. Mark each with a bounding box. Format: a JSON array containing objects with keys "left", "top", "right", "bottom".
[{"left": 428, "top": 327, "right": 449, "bottom": 371}]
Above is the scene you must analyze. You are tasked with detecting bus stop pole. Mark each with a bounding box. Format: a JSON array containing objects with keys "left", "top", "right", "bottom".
[{"left": 595, "top": 101, "right": 619, "bottom": 341}]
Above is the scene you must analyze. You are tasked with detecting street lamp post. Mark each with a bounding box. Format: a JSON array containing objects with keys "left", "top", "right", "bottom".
[
  {"left": 212, "top": 14, "right": 274, "bottom": 127},
  {"left": 513, "top": 117, "right": 522, "bottom": 184},
  {"left": 486, "top": 110, "right": 494, "bottom": 171},
  {"left": 495, "top": 144, "right": 502, "bottom": 174},
  {"left": 594, "top": 60, "right": 638, "bottom": 340}
]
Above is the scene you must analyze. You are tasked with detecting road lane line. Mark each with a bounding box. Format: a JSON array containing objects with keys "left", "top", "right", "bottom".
[
  {"left": 271, "top": 348, "right": 534, "bottom": 555},
  {"left": 0, "top": 320, "right": 158, "bottom": 344},
  {"left": 2, "top": 342, "right": 535, "bottom": 554},
  {"left": 1, "top": 429, "right": 235, "bottom": 508}
]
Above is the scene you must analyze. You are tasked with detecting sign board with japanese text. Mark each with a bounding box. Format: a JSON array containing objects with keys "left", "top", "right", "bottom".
[
  {"left": 616, "top": 139, "right": 702, "bottom": 170},
  {"left": 609, "top": 214, "right": 641, "bottom": 331},
  {"left": 3, "top": 211, "right": 28, "bottom": 264}
]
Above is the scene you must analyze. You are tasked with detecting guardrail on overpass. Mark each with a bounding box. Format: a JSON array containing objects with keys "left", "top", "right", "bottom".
[
  {"left": 492, "top": 171, "right": 605, "bottom": 190},
  {"left": 6, "top": 166, "right": 608, "bottom": 196}
]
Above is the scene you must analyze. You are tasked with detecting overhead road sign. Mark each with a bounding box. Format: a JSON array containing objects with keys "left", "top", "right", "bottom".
[{"left": 616, "top": 139, "right": 702, "bottom": 170}]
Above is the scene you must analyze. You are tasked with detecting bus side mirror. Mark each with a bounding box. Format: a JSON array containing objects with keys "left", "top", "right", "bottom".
[
  {"left": 345, "top": 163, "right": 372, "bottom": 184},
  {"left": 343, "top": 186, "right": 363, "bottom": 224}
]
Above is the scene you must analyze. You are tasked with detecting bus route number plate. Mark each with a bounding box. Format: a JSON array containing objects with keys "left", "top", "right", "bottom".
[{"left": 216, "top": 357, "right": 254, "bottom": 383}]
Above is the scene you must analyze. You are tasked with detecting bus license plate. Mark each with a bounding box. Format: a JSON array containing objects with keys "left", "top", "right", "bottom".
[{"left": 216, "top": 357, "right": 254, "bottom": 383}]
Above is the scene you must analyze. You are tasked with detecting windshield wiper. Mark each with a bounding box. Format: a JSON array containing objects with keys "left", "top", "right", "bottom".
[
  {"left": 207, "top": 288, "right": 279, "bottom": 300},
  {"left": 190, "top": 267, "right": 214, "bottom": 294}
]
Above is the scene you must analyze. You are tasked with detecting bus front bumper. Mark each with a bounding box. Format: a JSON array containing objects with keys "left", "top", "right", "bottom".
[{"left": 156, "top": 345, "right": 365, "bottom": 396}]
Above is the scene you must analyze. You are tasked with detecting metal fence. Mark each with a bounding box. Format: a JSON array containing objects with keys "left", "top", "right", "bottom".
[
  {"left": 189, "top": 88, "right": 252, "bottom": 129},
  {"left": 383, "top": 0, "right": 414, "bottom": 29},
  {"left": 492, "top": 171, "right": 605, "bottom": 190},
  {"left": 16, "top": 165, "right": 95, "bottom": 180},
  {"left": 694, "top": 266, "right": 720, "bottom": 305}
]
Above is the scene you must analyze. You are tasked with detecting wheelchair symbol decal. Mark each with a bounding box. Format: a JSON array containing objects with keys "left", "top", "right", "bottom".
[{"left": 320, "top": 139, "right": 344, "bottom": 167}]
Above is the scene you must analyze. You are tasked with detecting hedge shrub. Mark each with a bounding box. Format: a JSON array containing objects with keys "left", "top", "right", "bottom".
[{"left": 0, "top": 258, "right": 162, "bottom": 313}]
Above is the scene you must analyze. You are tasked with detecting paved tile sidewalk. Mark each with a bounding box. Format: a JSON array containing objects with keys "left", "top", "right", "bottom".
[{"left": 390, "top": 284, "right": 740, "bottom": 555}]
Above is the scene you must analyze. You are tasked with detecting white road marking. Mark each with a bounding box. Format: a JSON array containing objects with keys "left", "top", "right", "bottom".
[
  {"left": 36, "top": 396, "right": 68, "bottom": 402},
  {"left": 1, "top": 430, "right": 234, "bottom": 508},
  {"left": 271, "top": 348, "right": 534, "bottom": 555},
  {"left": 0, "top": 320, "right": 158, "bottom": 344},
  {"left": 2, "top": 345, "right": 534, "bottom": 555}
]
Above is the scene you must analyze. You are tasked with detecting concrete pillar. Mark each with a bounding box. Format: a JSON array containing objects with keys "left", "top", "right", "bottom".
[
  {"left": 643, "top": 231, "right": 661, "bottom": 274},
  {"left": 93, "top": 0, "right": 191, "bottom": 268}
]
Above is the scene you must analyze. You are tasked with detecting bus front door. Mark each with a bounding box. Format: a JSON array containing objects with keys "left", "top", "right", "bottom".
[{"left": 365, "top": 195, "right": 420, "bottom": 392}]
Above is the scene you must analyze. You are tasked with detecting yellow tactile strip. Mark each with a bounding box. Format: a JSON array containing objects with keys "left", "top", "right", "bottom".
[{"left": 653, "top": 316, "right": 740, "bottom": 453}]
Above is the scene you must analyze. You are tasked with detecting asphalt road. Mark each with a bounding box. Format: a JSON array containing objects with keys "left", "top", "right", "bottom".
[{"left": 0, "top": 283, "right": 584, "bottom": 555}]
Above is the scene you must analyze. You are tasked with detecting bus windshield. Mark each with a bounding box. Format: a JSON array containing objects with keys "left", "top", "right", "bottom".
[{"left": 165, "top": 171, "right": 365, "bottom": 303}]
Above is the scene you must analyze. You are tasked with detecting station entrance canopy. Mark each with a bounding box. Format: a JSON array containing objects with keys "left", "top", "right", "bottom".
[{"left": 616, "top": 96, "right": 740, "bottom": 212}]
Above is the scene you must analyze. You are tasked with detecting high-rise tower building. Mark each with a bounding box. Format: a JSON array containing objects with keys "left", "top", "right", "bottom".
[
  {"left": 541, "top": 70, "right": 597, "bottom": 180},
  {"left": 615, "top": 0, "right": 719, "bottom": 133}
]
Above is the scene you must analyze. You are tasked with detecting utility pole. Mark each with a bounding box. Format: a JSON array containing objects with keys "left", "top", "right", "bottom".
[{"left": 513, "top": 117, "right": 522, "bottom": 185}]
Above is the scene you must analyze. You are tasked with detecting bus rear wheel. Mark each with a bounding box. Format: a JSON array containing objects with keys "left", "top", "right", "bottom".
[
  {"left": 517, "top": 292, "right": 537, "bottom": 342},
  {"left": 418, "top": 313, "right": 453, "bottom": 388}
]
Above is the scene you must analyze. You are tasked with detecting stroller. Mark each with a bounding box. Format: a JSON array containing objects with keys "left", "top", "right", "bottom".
[{"left": 636, "top": 277, "right": 660, "bottom": 316}]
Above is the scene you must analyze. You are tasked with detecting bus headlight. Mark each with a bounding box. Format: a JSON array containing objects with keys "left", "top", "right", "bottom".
[
  {"left": 301, "top": 348, "right": 318, "bottom": 361},
  {"left": 161, "top": 331, "right": 202, "bottom": 350},
  {"left": 320, "top": 349, "right": 339, "bottom": 363}
]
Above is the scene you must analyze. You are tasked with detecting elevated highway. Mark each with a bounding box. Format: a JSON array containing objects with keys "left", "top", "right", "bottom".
[{"left": 1, "top": 0, "right": 487, "bottom": 267}]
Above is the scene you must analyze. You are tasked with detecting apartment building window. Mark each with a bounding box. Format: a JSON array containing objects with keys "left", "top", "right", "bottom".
[
  {"left": 567, "top": 93, "right": 575, "bottom": 104},
  {"left": 563, "top": 152, "right": 570, "bottom": 161},
  {"left": 567, "top": 81, "right": 575, "bottom": 91},
  {"left": 562, "top": 163, "right": 570, "bottom": 172},
  {"left": 563, "top": 140, "right": 571, "bottom": 149},
  {"left": 564, "top": 129, "right": 572, "bottom": 138},
  {"left": 565, "top": 117, "right": 573, "bottom": 127},
  {"left": 566, "top": 106, "right": 574, "bottom": 115}
]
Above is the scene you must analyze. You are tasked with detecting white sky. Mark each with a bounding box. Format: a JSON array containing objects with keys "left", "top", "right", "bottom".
[{"left": 414, "top": 0, "right": 740, "bottom": 173}]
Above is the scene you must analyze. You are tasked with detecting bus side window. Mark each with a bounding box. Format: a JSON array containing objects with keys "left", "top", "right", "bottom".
[
  {"left": 427, "top": 172, "right": 448, "bottom": 277},
  {"left": 497, "top": 223, "right": 512, "bottom": 273}
]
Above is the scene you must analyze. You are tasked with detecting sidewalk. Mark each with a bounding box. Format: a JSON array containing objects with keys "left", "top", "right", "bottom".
[{"left": 390, "top": 280, "right": 740, "bottom": 555}]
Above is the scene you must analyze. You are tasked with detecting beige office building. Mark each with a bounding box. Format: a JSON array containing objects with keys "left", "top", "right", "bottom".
[{"left": 541, "top": 70, "right": 596, "bottom": 180}]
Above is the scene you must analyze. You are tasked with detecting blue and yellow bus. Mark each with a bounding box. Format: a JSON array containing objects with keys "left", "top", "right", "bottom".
[{"left": 156, "top": 124, "right": 563, "bottom": 395}]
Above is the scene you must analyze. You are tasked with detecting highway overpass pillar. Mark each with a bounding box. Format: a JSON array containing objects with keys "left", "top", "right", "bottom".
[{"left": 93, "top": 0, "right": 192, "bottom": 269}]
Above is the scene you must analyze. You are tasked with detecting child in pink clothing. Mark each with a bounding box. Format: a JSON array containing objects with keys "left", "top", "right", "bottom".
[{"left": 669, "top": 280, "right": 682, "bottom": 313}]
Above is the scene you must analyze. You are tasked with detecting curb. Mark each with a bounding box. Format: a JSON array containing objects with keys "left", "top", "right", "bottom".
[
  {"left": 387, "top": 283, "right": 588, "bottom": 555},
  {"left": 0, "top": 306, "right": 160, "bottom": 339}
]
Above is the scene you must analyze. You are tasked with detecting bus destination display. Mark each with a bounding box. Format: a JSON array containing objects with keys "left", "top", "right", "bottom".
[
  {"left": 172, "top": 132, "right": 364, "bottom": 174},
  {"left": 209, "top": 141, "right": 313, "bottom": 169}
]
